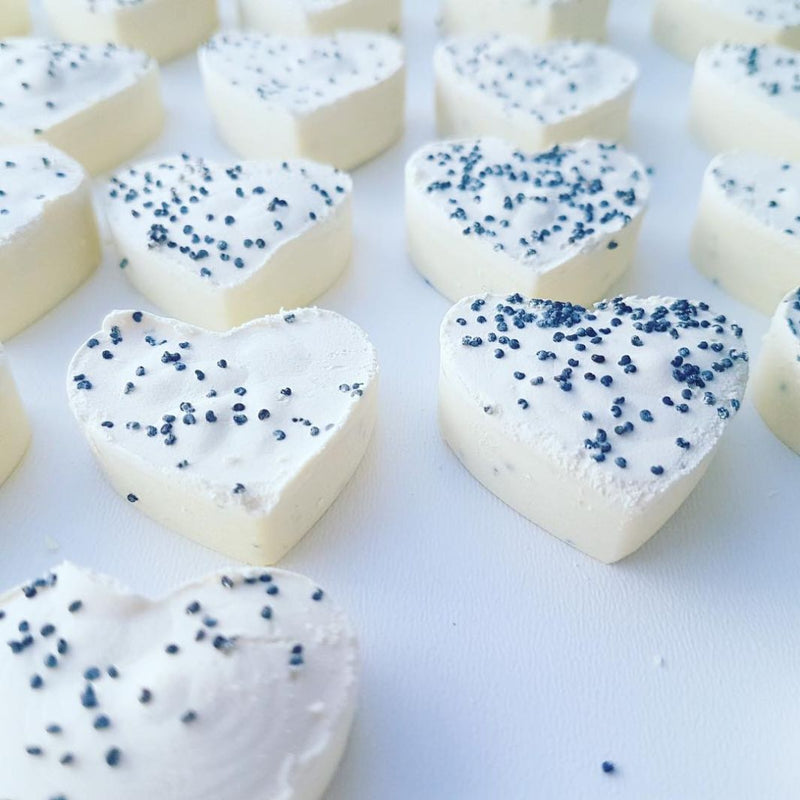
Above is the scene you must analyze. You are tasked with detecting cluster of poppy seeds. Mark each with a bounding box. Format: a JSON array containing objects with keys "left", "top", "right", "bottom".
[
  {"left": 107, "top": 154, "right": 348, "bottom": 282},
  {"left": 706, "top": 43, "right": 800, "bottom": 98},
  {"left": 416, "top": 139, "right": 646, "bottom": 262},
  {"left": 454, "top": 294, "right": 747, "bottom": 478},
  {"left": 2, "top": 567, "right": 325, "bottom": 793}
]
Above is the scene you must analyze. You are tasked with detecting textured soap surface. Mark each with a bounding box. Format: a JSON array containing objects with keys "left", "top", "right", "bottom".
[
  {"left": 106, "top": 154, "right": 352, "bottom": 288},
  {"left": 697, "top": 43, "right": 800, "bottom": 113},
  {"left": 407, "top": 138, "right": 648, "bottom": 268},
  {"left": 0, "top": 39, "right": 154, "bottom": 136},
  {"left": 0, "top": 562, "right": 358, "bottom": 800},
  {"left": 435, "top": 36, "right": 637, "bottom": 126},
  {"left": 200, "top": 31, "right": 404, "bottom": 115},
  {"left": 0, "top": 144, "right": 85, "bottom": 239},
  {"left": 685, "top": 0, "right": 800, "bottom": 25},
  {"left": 706, "top": 151, "right": 800, "bottom": 231}
]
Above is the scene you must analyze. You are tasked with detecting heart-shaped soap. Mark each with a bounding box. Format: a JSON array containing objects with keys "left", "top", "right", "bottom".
[
  {"left": 0, "top": 562, "right": 358, "bottom": 800},
  {"left": 690, "top": 42, "right": 800, "bottom": 160},
  {"left": 66, "top": 308, "right": 379, "bottom": 564},
  {"left": 0, "top": 39, "right": 164, "bottom": 175},
  {"left": 406, "top": 138, "right": 649, "bottom": 304},
  {"left": 106, "top": 155, "right": 353, "bottom": 331},
  {"left": 691, "top": 151, "right": 800, "bottom": 314},
  {"left": 0, "top": 345, "right": 29, "bottom": 487},
  {"left": 434, "top": 36, "right": 638, "bottom": 150},
  {"left": 440, "top": 293, "right": 749, "bottom": 562},
  {"left": 198, "top": 31, "right": 405, "bottom": 170},
  {"left": 0, "top": 143, "right": 101, "bottom": 341}
]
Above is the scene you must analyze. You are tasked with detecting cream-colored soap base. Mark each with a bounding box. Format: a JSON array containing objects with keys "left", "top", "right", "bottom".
[
  {"left": 0, "top": 183, "right": 100, "bottom": 341},
  {"left": 440, "top": 0, "right": 609, "bottom": 42},
  {"left": 0, "top": 0, "right": 30, "bottom": 35},
  {"left": 201, "top": 63, "right": 405, "bottom": 171},
  {"left": 0, "top": 358, "right": 30, "bottom": 488},
  {"left": 691, "top": 180, "right": 800, "bottom": 315},
  {"left": 239, "top": 0, "right": 401, "bottom": 35},
  {"left": 86, "top": 384, "right": 378, "bottom": 564},
  {"left": 439, "top": 369, "right": 716, "bottom": 564},
  {"left": 42, "top": 0, "right": 219, "bottom": 62},
  {"left": 114, "top": 198, "right": 353, "bottom": 332},
  {"left": 689, "top": 64, "right": 800, "bottom": 160},
  {"left": 753, "top": 305, "right": 800, "bottom": 455},
  {"left": 653, "top": 0, "right": 800, "bottom": 63},
  {"left": 436, "top": 81, "right": 633, "bottom": 153}
]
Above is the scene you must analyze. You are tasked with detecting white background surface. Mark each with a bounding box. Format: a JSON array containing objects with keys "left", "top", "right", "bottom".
[{"left": 2, "top": 1, "right": 799, "bottom": 797}]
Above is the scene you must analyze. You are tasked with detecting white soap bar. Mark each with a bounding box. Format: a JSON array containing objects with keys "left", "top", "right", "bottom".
[
  {"left": 199, "top": 32, "right": 405, "bottom": 171},
  {"left": 67, "top": 308, "right": 379, "bottom": 564},
  {"left": 439, "top": 0, "right": 610, "bottom": 42},
  {"left": 753, "top": 287, "right": 800, "bottom": 453},
  {"left": 0, "top": 562, "right": 358, "bottom": 800},
  {"left": 0, "top": 345, "right": 29, "bottom": 487},
  {"left": 653, "top": 0, "right": 800, "bottom": 63},
  {"left": 435, "top": 36, "right": 637, "bottom": 151},
  {"left": 239, "top": 0, "right": 401, "bottom": 35},
  {"left": 690, "top": 43, "right": 800, "bottom": 160},
  {"left": 406, "top": 138, "right": 650, "bottom": 304},
  {"left": 42, "top": 0, "right": 219, "bottom": 63},
  {"left": 440, "top": 293, "right": 749, "bottom": 563},
  {"left": 0, "top": 0, "right": 30, "bottom": 35},
  {"left": 0, "top": 144, "right": 101, "bottom": 340},
  {"left": 0, "top": 39, "right": 164, "bottom": 175},
  {"left": 105, "top": 155, "right": 353, "bottom": 331},
  {"left": 691, "top": 151, "right": 800, "bottom": 314}
]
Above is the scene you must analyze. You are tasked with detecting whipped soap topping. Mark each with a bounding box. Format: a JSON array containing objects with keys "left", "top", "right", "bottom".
[
  {"left": 0, "top": 143, "right": 85, "bottom": 243},
  {"left": 708, "top": 151, "right": 800, "bottom": 235},
  {"left": 435, "top": 37, "right": 637, "bottom": 125},
  {"left": 0, "top": 39, "right": 155, "bottom": 136},
  {"left": 698, "top": 43, "right": 800, "bottom": 115},
  {"left": 442, "top": 294, "right": 749, "bottom": 502},
  {"left": 696, "top": 0, "right": 800, "bottom": 26},
  {"left": 0, "top": 562, "right": 358, "bottom": 800},
  {"left": 67, "top": 308, "right": 378, "bottom": 513},
  {"left": 407, "top": 138, "right": 649, "bottom": 269},
  {"left": 106, "top": 154, "right": 352, "bottom": 289},
  {"left": 199, "top": 31, "right": 404, "bottom": 115}
]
